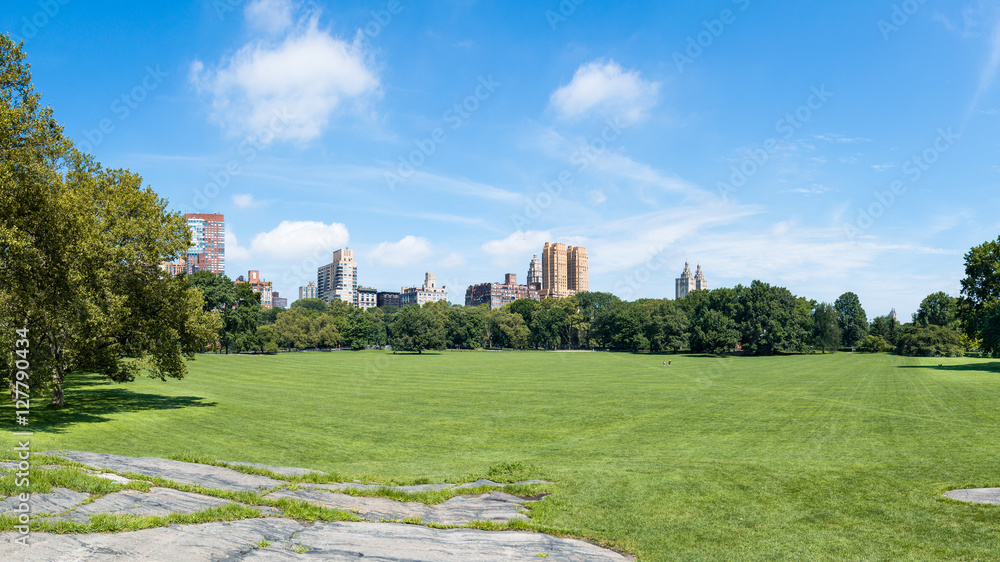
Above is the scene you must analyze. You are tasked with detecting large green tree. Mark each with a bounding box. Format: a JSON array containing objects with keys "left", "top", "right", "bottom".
[
  {"left": 0, "top": 36, "right": 218, "bottom": 404},
  {"left": 811, "top": 303, "right": 841, "bottom": 353},
  {"left": 221, "top": 283, "right": 262, "bottom": 353},
  {"left": 690, "top": 309, "right": 739, "bottom": 355},
  {"left": 445, "top": 305, "right": 487, "bottom": 349},
  {"left": 913, "top": 292, "right": 958, "bottom": 328},
  {"left": 390, "top": 306, "right": 445, "bottom": 353},
  {"left": 834, "top": 292, "right": 869, "bottom": 348},
  {"left": 959, "top": 236, "right": 1000, "bottom": 356},
  {"left": 487, "top": 309, "right": 531, "bottom": 349},
  {"left": 734, "top": 281, "right": 806, "bottom": 355}
]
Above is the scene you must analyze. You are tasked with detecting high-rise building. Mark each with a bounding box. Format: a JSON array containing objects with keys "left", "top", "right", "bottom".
[
  {"left": 542, "top": 242, "right": 588, "bottom": 298},
  {"left": 567, "top": 246, "right": 589, "bottom": 294},
  {"left": 400, "top": 273, "right": 448, "bottom": 306},
  {"left": 317, "top": 249, "right": 358, "bottom": 305},
  {"left": 676, "top": 262, "right": 708, "bottom": 300},
  {"left": 542, "top": 242, "right": 567, "bottom": 298},
  {"left": 298, "top": 281, "right": 317, "bottom": 300},
  {"left": 240, "top": 270, "right": 273, "bottom": 309},
  {"left": 466, "top": 273, "right": 541, "bottom": 310},
  {"left": 527, "top": 254, "right": 542, "bottom": 290},
  {"left": 356, "top": 287, "right": 378, "bottom": 310},
  {"left": 183, "top": 213, "right": 225, "bottom": 275}
]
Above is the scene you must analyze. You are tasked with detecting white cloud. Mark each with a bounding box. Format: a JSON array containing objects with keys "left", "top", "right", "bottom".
[
  {"left": 371, "top": 236, "right": 433, "bottom": 267},
  {"left": 246, "top": 220, "right": 350, "bottom": 261},
  {"left": 588, "top": 189, "right": 607, "bottom": 205},
  {"left": 871, "top": 163, "right": 896, "bottom": 172},
  {"left": 232, "top": 193, "right": 265, "bottom": 208},
  {"left": 481, "top": 230, "right": 553, "bottom": 265},
  {"left": 225, "top": 230, "right": 252, "bottom": 261},
  {"left": 191, "top": 13, "right": 380, "bottom": 142},
  {"left": 549, "top": 59, "right": 659, "bottom": 124},
  {"left": 245, "top": 0, "right": 293, "bottom": 35}
]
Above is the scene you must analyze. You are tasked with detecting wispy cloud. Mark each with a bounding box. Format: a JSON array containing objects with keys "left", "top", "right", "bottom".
[{"left": 814, "top": 133, "right": 872, "bottom": 144}]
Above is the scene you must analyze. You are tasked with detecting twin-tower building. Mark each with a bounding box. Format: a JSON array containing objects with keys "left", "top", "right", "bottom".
[{"left": 675, "top": 261, "right": 708, "bottom": 300}]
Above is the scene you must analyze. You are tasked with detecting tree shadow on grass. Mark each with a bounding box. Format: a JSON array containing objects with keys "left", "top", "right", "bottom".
[
  {"left": 3, "top": 372, "right": 217, "bottom": 434},
  {"left": 897, "top": 362, "right": 1000, "bottom": 374}
]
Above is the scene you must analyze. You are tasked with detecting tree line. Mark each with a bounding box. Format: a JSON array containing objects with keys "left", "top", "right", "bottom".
[{"left": 189, "top": 271, "right": 975, "bottom": 358}]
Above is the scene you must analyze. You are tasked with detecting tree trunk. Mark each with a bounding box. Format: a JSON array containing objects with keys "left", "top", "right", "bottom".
[{"left": 50, "top": 367, "right": 65, "bottom": 407}]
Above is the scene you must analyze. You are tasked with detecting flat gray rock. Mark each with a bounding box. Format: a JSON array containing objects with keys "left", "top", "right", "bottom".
[
  {"left": 221, "top": 461, "right": 325, "bottom": 478},
  {"left": 0, "top": 519, "right": 629, "bottom": 561},
  {"left": 944, "top": 488, "right": 1000, "bottom": 505},
  {"left": 0, "top": 461, "right": 20, "bottom": 472},
  {"left": 42, "top": 451, "right": 284, "bottom": 492},
  {"left": 0, "top": 517, "right": 304, "bottom": 561},
  {"left": 49, "top": 487, "right": 233, "bottom": 523},
  {"left": 265, "top": 488, "right": 528, "bottom": 525},
  {"left": 0, "top": 487, "right": 89, "bottom": 516}
]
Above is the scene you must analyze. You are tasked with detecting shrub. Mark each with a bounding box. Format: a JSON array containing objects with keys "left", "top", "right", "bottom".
[{"left": 895, "top": 325, "right": 965, "bottom": 357}]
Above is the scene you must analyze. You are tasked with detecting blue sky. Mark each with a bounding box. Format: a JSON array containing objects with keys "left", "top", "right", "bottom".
[{"left": 6, "top": 0, "right": 1000, "bottom": 319}]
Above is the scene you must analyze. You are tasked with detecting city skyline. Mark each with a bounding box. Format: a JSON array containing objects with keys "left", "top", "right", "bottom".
[{"left": 6, "top": 1, "right": 1000, "bottom": 320}]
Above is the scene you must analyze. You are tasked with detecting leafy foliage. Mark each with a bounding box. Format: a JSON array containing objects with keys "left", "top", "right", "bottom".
[
  {"left": 835, "top": 292, "right": 869, "bottom": 348},
  {"left": 389, "top": 305, "right": 446, "bottom": 353},
  {"left": 895, "top": 325, "right": 964, "bottom": 357},
  {"left": 959, "top": 236, "right": 1000, "bottom": 357}
]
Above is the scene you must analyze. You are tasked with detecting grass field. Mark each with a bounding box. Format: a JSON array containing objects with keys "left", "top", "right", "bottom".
[{"left": 4, "top": 351, "right": 1000, "bottom": 560}]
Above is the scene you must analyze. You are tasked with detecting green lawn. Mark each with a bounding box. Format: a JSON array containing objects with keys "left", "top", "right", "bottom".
[{"left": 4, "top": 351, "right": 1000, "bottom": 559}]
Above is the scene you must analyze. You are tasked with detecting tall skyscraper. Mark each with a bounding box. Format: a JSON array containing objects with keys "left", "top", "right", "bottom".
[
  {"left": 317, "top": 249, "right": 358, "bottom": 304},
  {"left": 183, "top": 213, "right": 225, "bottom": 275},
  {"left": 567, "top": 246, "right": 589, "bottom": 294},
  {"left": 542, "top": 242, "right": 568, "bottom": 298},
  {"left": 527, "top": 254, "right": 542, "bottom": 290},
  {"left": 676, "top": 262, "right": 708, "bottom": 300},
  {"left": 542, "top": 242, "right": 588, "bottom": 298}
]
